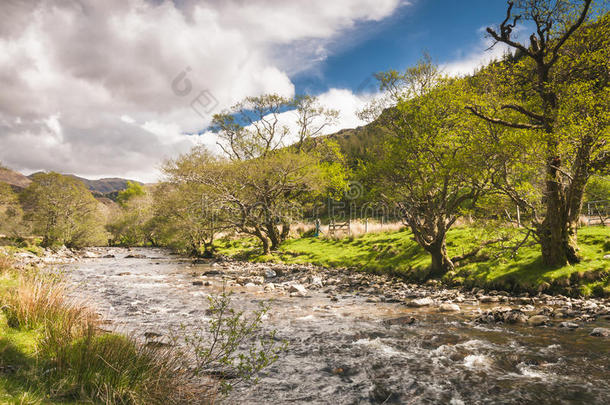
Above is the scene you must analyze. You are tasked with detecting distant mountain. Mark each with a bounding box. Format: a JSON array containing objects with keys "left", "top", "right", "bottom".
[
  {"left": 66, "top": 175, "right": 143, "bottom": 194},
  {"left": 26, "top": 172, "right": 142, "bottom": 194},
  {"left": 0, "top": 167, "right": 32, "bottom": 189}
]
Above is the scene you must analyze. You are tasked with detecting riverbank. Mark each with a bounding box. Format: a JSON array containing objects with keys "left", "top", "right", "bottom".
[
  {"left": 0, "top": 251, "right": 202, "bottom": 404},
  {"left": 185, "top": 254, "right": 609, "bottom": 333},
  {"left": 215, "top": 225, "right": 610, "bottom": 297}
]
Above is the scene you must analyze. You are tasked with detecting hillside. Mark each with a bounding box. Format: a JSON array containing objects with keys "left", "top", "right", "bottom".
[
  {"left": 26, "top": 172, "right": 141, "bottom": 194},
  {"left": 0, "top": 167, "right": 32, "bottom": 189},
  {"left": 66, "top": 175, "right": 142, "bottom": 194}
]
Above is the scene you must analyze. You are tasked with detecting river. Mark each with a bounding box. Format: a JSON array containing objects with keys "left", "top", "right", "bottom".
[{"left": 65, "top": 248, "right": 610, "bottom": 404}]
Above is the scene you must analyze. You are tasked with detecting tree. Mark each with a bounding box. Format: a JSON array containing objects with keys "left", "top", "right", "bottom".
[
  {"left": 116, "top": 181, "right": 145, "bottom": 207},
  {"left": 0, "top": 183, "right": 24, "bottom": 238},
  {"left": 106, "top": 192, "right": 156, "bottom": 247},
  {"left": 21, "top": 173, "right": 106, "bottom": 247},
  {"left": 361, "top": 60, "right": 498, "bottom": 277},
  {"left": 191, "top": 94, "right": 346, "bottom": 254},
  {"left": 467, "top": 0, "right": 609, "bottom": 266},
  {"left": 163, "top": 144, "right": 337, "bottom": 254},
  {"left": 152, "top": 180, "right": 224, "bottom": 257}
]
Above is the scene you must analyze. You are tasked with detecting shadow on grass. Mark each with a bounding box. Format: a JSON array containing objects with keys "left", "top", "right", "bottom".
[{"left": 0, "top": 337, "right": 43, "bottom": 402}]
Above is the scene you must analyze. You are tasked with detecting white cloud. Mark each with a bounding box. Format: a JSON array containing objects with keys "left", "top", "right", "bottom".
[
  {"left": 439, "top": 25, "right": 528, "bottom": 77},
  {"left": 0, "top": 0, "right": 404, "bottom": 181},
  {"left": 120, "top": 115, "right": 135, "bottom": 124}
]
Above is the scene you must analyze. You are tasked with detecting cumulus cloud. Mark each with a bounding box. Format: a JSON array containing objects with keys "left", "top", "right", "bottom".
[
  {"left": 440, "top": 25, "right": 530, "bottom": 77},
  {"left": 0, "top": 0, "right": 403, "bottom": 181}
]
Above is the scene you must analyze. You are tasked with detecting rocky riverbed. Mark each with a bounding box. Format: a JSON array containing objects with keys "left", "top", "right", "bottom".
[{"left": 10, "top": 247, "right": 610, "bottom": 404}]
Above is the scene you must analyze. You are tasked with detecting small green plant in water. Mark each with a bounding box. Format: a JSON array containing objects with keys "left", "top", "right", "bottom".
[{"left": 175, "top": 290, "right": 287, "bottom": 398}]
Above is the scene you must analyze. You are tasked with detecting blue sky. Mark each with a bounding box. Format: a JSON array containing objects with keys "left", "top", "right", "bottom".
[{"left": 294, "top": 0, "right": 511, "bottom": 95}]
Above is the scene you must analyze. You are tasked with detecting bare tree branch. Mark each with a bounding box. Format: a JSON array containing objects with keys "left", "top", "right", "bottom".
[{"left": 465, "top": 106, "right": 544, "bottom": 130}]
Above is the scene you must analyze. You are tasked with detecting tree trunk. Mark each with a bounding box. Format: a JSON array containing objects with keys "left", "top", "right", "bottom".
[
  {"left": 539, "top": 216, "right": 579, "bottom": 266},
  {"left": 280, "top": 221, "right": 290, "bottom": 241},
  {"left": 266, "top": 222, "right": 282, "bottom": 251},
  {"left": 260, "top": 235, "right": 271, "bottom": 255},
  {"left": 539, "top": 153, "right": 581, "bottom": 267},
  {"left": 428, "top": 239, "right": 454, "bottom": 278}
]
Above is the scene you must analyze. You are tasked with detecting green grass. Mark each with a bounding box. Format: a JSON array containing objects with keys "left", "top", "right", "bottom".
[
  {"left": 0, "top": 256, "right": 194, "bottom": 405},
  {"left": 216, "top": 226, "right": 610, "bottom": 296}
]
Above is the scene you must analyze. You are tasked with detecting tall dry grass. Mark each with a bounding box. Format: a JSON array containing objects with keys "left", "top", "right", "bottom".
[{"left": 293, "top": 220, "right": 405, "bottom": 239}]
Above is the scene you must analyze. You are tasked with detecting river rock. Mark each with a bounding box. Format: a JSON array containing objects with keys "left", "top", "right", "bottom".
[
  {"left": 439, "top": 303, "right": 460, "bottom": 312},
  {"left": 125, "top": 254, "right": 147, "bottom": 259},
  {"left": 479, "top": 296, "right": 500, "bottom": 303},
  {"left": 559, "top": 322, "right": 579, "bottom": 329},
  {"left": 309, "top": 275, "right": 324, "bottom": 288},
  {"left": 264, "top": 269, "right": 277, "bottom": 279},
  {"left": 192, "top": 280, "right": 204, "bottom": 286},
  {"left": 603, "top": 254, "right": 610, "bottom": 260},
  {"left": 383, "top": 316, "right": 416, "bottom": 326},
  {"left": 288, "top": 284, "right": 308, "bottom": 296},
  {"left": 407, "top": 297, "right": 434, "bottom": 307},
  {"left": 527, "top": 315, "right": 550, "bottom": 326},
  {"left": 590, "top": 327, "right": 610, "bottom": 337}
]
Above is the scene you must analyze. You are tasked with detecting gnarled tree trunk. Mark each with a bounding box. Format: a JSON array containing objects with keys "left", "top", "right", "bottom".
[{"left": 426, "top": 238, "right": 454, "bottom": 278}]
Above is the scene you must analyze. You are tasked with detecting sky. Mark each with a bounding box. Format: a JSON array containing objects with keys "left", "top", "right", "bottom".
[{"left": 0, "top": 0, "right": 520, "bottom": 182}]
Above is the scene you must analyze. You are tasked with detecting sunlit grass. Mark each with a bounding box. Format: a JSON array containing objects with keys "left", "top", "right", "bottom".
[{"left": 216, "top": 225, "right": 610, "bottom": 296}]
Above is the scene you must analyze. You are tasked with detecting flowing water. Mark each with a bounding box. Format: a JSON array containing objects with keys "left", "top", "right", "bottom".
[{"left": 65, "top": 248, "right": 610, "bottom": 404}]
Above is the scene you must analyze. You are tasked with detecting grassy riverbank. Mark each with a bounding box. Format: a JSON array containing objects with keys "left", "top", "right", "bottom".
[
  {"left": 216, "top": 226, "right": 610, "bottom": 297},
  {"left": 0, "top": 255, "right": 194, "bottom": 404}
]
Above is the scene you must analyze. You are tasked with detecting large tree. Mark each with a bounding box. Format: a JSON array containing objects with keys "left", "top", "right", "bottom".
[
  {"left": 187, "top": 94, "right": 346, "bottom": 254},
  {"left": 152, "top": 176, "right": 225, "bottom": 257},
  {"left": 21, "top": 173, "right": 106, "bottom": 247},
  {"left": 362, "top": 60, "right": 498, "bottom": 277},
  {"left": 467, "top": 0, "right": 609, "bottom": 266}
]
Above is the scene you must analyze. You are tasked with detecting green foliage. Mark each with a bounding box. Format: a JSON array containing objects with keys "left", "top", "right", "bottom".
[
  {"left": 585, "top": 175, "right": 610, "bottom": 202},
  {"left": 162, "top": 93, "right": 348, "bottom": 254},
  {"left": 151, "top": 181, "right": 220, "bottom": 256},
  {"left": 177, "top": 291, "right": 286, "bottom": 396},
  {"left": 0, "top": 183, "right": 25, "bottom": 238},
  {"left": 20, "top": 173, "right": 106, "bottom": 248},
  {"left": 116, "top": 181, "right": 146, "bottom": 207},
  {"left": 106, "top": 193, "right": 155, "bottom": 247},
  {"left": 467, "top": 4, "right": 609, "bottom": 265},
  {"left": 360, "top": 58, "right": 499, "bottom": 276}
]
